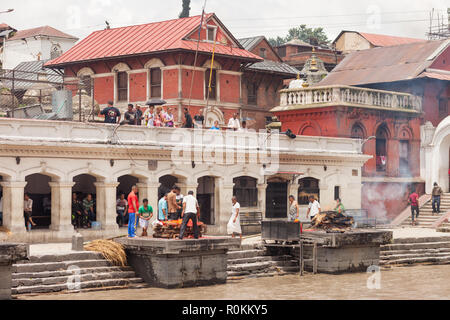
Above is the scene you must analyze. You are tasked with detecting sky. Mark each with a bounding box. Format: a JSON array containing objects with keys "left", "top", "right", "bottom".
[{"left": 0, "top": 0, "right": 449, "bottom": 43}]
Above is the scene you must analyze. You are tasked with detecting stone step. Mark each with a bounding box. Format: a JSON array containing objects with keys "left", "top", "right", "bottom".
[
  {"left": 227, "top": 261, "right": 277, "bottom": 272},
  {"left": 13, "top": 259, "right": 112, "bottom": 273},
  {"left": 381, "top": 241, "right": 450, "bottom": 251},
  {"left": 437, "top": 227, "right": 450, "bottom": 233},
  {"left": 380, "top": 255, "right": 450, "bottom": 266},
  {"left": 24, "top": 252, "right": 104, "bottom": 264},
  {"left": 12, "top": 270, "right": 137, "bottom": 287},
  {"left": 390, "top": 237, "right": 450, "bottom": 244},
  {"left": 227, "top": 255, "right": 293, "bottom": 265},
  {"left": 12, "top": 277, "right": 144, "bottom": 295},
  {"left": 381, "top": 247, "right": 450, "bottom": 257},
  {"left": 380, "top": 251, "right": 450, "bottom": 261},
  {"left": 13, "top": 266, "right": 134, "bottom": 280},
  {"left": 227, "top": 249, "right": 266, "bottom": 260}
]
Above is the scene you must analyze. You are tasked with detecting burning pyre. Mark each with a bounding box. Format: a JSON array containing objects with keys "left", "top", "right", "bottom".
[
  {"left": 153, "top": 219, "right": 207, "bottom": 239},
  {"left": 311, "top": 211, "right": 354, "bottom": 233}
]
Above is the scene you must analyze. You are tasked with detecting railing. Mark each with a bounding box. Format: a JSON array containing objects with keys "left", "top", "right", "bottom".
[{"left": 278, "top": 85, "right": 423, "bottom": 112}]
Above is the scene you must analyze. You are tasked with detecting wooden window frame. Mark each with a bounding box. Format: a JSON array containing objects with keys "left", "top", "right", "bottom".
[
  {"left": 117, "top": 71, "right": 128, "bottom": 102},
  {"left": 150, "top": 67, "right": 162, "bottom": 98},
  {"left": 205, "top": 68, "right": 217, "bottom": 100}
]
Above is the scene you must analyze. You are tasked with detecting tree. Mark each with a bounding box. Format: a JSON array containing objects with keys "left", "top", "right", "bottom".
[
  {"left": 179, "top": 0, "right": 191, "bottom": 18},
  {"left": 268, "top": 25, "right": 330, "bottom": 47}
]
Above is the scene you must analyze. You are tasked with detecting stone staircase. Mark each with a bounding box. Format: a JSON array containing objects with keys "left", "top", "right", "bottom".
[
  {"left": 12, "top": 251, "right": 146, "bottom": 296},
  {"left": 437, "top": 222, "right": 450, "bottom": 233},
  {"left": 380, "top": 236, "right": 450, "bottom": 267},
  {"left": 401, "top": 194, "right": 450, "bottom": 228},
  {"left": 227, "top": 245, "right": 299, "bottom": 279}
]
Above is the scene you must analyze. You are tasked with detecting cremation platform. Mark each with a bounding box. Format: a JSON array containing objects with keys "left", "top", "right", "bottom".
[
  {"left": 115, "top": 237, "right": 240, "bottom": 289},
  {"left": 0, "top": 243, "right": 28, "bottom": 300},
  {"left": 265, "top": 229, "right": 393, "bottom": 274}
]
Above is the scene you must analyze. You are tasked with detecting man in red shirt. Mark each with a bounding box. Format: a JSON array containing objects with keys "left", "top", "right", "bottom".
[
  {"left": 127, "top": 185, "right": 139, "bottom": 238},
  {"left": 408, "top": 188, "right": 419, "bottom": 226}
]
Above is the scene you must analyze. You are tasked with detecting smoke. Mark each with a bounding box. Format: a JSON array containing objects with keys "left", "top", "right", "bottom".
[{"left": 364, "top": 182, "right": 409, "bottom": 222}]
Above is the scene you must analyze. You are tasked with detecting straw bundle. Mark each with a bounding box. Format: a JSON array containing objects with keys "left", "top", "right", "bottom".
[
  {"left": 0, "top": 226, "right": 12, "bottom": 236},
  {"left": 84, "top": 240, "right": 128, "bottom": 267}
]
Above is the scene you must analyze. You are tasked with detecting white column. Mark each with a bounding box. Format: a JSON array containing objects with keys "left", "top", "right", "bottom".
[
  {"left": 0, "top": 182, "right": 27, "bottom": 234},
  {"left": 95, "top": 182, "right": 120, "bottom": 231},
  {"left": 217, "top": 179, "right": 235, "bottom": 235},
  {"left": 257, "top": 183, "right": 268, "bottom": 219},
  {"left": 49, "top": 182, "right": 75, "bottom": 233},
  {"left": 137, "top": 182, "right": 160, "bottom": 223}
]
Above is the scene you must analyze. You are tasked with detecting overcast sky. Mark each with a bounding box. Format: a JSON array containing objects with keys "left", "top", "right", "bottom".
[{"left": 0, "top": 0, "right": 448, "bottom": 42}]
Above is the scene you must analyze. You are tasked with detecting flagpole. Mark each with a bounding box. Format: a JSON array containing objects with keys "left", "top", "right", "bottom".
[
  {"left": 187, "top": 0, "right": 207, "bottom": 111},
  {"left": 205, "top": 31, "right": 217, "bottom": 111}
]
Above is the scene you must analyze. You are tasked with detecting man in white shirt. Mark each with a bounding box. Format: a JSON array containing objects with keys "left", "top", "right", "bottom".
[
  {"left": 228, "top": 113, "right": 241, "bottom": 131},
  {"left": 307, "top": 196, "right": 321, "bottom": 220},
  {"left": 179, "top": 191, "right": 200, "bottom": 240}
]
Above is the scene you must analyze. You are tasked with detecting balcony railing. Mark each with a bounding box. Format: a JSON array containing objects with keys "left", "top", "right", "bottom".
[{"left": 276, "top": 85, "right": 422, "bottom": 112}]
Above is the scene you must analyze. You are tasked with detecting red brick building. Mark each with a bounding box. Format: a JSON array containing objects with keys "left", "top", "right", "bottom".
[
  {"left": 45, "top": 14, "right": 297, "bottom": 129},
  {"left": 272, "top": 39, "right": 450, "bottom": 220}
]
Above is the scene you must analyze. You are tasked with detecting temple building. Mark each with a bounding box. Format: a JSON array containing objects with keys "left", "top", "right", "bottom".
[
  {"left": 0, "top": 118, "right": 369, "bottom": 243},
  {"left": 272, "top": 39, "right": 450, "bottom": 220}
]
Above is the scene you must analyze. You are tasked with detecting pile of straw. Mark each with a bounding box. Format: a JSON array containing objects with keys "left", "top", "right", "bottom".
[{"left": 84, "top": 240, "right": 127, "bottom": 267}]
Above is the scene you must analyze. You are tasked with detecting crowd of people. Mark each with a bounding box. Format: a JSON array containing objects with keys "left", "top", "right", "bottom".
[{"left": 100, "top": 101, "right": 248, "bottom": 131}]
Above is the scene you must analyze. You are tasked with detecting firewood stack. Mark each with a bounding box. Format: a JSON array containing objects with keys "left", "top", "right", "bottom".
[
  {"left": 311, "top": 211, "right": 354, "bottom": 233},
  {"left": 153, "top": 219, "right": 207, "bottom": 239}
]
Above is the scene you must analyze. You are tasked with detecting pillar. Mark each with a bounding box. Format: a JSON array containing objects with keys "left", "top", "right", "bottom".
[
  {"left": 257, "top": 183, "right": 268, "bottom": 219},
  {"left": 137, "top": 182, "right": 160, "bottom": 224},
  {"left": 387, "top": 139, "right": 399, "bottom": 177},
  {"left": 95, "top": 182, "right": 120, "bottom": 231},
  {"left": 49, "top": 182, "right": 75, "bottom": 233},
  {"left": 217, "top": 179, "right": 235, "bottom": 235},
  {"left": 0, "top": 182, "right": 27, "bottom": 234}
]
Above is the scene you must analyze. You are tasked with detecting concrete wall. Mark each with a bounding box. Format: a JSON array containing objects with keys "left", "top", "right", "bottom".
[{"left": 334, "top": 32, "right": 372, "bottom": 54}]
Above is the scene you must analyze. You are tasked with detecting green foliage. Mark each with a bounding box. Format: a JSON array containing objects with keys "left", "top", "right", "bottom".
[
  {"left": 268, "top": 25, "right": 330, "bottom": 47},
  {"left": 179, "top": 0, "right": 191, "bottom": 18}
]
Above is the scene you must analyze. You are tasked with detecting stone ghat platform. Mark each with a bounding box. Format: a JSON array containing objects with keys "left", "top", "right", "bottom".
[
  {"left": 267, "top": 229, "right": 393, "bottom": 274},
  {"left": 115, "top": 237, "right": 241, "bottom": 289},
  {"left": 0, "top": 243, "right": 28, "bottom": 300}
]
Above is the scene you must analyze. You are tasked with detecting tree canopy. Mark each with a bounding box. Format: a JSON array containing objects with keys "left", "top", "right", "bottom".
[
  {"left": 179, "top": 0, "right": 191, "bottom": 18},
  {"left": 268, "top": 25, "right": 330, "bottom": 47}
]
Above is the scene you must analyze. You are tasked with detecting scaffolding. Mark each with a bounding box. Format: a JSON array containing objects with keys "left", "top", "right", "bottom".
[{"left": 427, "top": 8, "right": 450, "bottom": 40}]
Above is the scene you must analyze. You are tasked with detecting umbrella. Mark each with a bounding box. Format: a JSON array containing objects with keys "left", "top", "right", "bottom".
[{"left": 145, "top": 99, "right": 167, "bottom": 106}]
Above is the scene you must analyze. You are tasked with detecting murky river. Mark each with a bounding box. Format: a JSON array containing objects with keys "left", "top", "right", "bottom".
[{"left": 22, "top": 265, "right": 450, "bottom": 300}]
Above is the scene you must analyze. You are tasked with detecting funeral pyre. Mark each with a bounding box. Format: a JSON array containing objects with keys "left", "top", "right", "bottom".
[
  {"left": 152, "top": 219, "right": 207, "bottom": 239},
  {"left": 311, "top": 211, "right": 354, "bottom": 233}
]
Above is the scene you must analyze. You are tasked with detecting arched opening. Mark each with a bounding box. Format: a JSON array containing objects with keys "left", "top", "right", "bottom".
[
  {"left": 376, "top": 124, "right": 389, "bottom": 172},
  {"left": 298, "top": 177, "right": 320, "bottom": 205},
  {"left": 265, "top": 176, "right": 287, "bottom": 219},
  {"left": 72, "top": 174, "right": 97, "bottom": 229},
  {"left": 351, "top": 123, "right": 366, "bottom": 139},
  {"left": 24, "top": 174, "right": 53, "bottom": 229},
  {"left": 159, "top": 175, "right": 179, "bottom": 199},
  {"left": 197, "top": 176, "right": 216, "bottom": 225},
  {"left": 233, "top": 176, "right": 258, "bottom": 209},
  {"left": 117, "top": 175, "right": 139, "bottom": 198},
  {"left": 399, "top": 128, "right": 412, "bottom": 177},
  {"left": 300, "top": 126, "right": 319, "bottom": 136},
  {"left": 438, "top": 135, "right": 450, "bottom": 193}
]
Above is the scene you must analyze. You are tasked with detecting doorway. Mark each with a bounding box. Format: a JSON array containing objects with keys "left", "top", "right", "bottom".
[{"left": 265, "top": 182, "right": 288, "bottom": 219}]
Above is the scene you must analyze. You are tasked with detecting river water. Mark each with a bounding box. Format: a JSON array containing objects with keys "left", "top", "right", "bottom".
[{"left": 22, "top": 265, "right": 450, "bottom": 300}]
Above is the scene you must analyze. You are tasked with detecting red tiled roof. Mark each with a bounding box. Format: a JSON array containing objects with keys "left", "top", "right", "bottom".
[
  {"left": 8, "top": 26, "right": 78, "bottom": 41},
  {"left": 359, "top": 32, "right": 426, "bottom": 47},
  {"left": 45, "top": 14, "right": 262, "bottom": 68},
  {"left": 0, "top": 23, "right": 13, "bottom": 30}
]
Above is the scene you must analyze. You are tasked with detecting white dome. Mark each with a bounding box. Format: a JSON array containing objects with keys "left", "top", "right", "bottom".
[{"left": 289, "top": 78, "right": 305, "bottom": 89}]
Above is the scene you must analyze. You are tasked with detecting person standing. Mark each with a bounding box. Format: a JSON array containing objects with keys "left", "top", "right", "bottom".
[
  {"left": 83, "top": 194, "right": 95, "bottom": 228},
  {"left": 158, "top": 193, "right": 168, "bottom": 221},
  {"left": 227, "top": 197, "right": 242, "bottom": 240},
  {"left": 288, "top": 195, "right": 300, "bottom": 221},
  {"left": 127, "top": 185, "right": 139, "bottom": 238},
  {"left": 179, "top": 191, "right": 200, "bottom": 240},
  {"left": 194, "top": 110, "right": 204, "bottom": 129},
  {"left": 167, "top": 186, "right": 180, "bottom": 221},
  {"left": 306, "top": 196, "right": 321, "bottom": 220},
  {"left": 210, "top": 120, "right": 220, "bottom": 131},
  {"left": 239, "top": 121, "right": 248, "bottom": 132},
  {"left": 116, "top": 194, "right": 128, "bottom": 227},
  {"left": 183, "top": 108, "right": 193, "bottom": 129},
  {"left": 138, "top": 199, "right": 153, "bottom": 237},
  {"left": 334, "top": 198, "right": 346, "bottom": 216},
  {"left": 408, "top": 188, "right": 420, "bottom": 226},
  {"left": 24, "top": 193, "right": 36, "bottom": 232},
  {"left": 72, "top": 193, "right": 84, "bottom": 229},
  {"left": 175, "top": 187, "right": 184, "bottom": 220},
  {"left": 432, "top": 182, "right": 444, "bottom": 214},
  {"left": 228, "top": 113, "right": 241, "bottom": 131},
  {"left": 100, "top": 101, "right": 121, "bottom": 124},
  {"left": 124, "top": 104, "right": 136, "bottom": 125},
  {"left": 144, "top": 105, "right": 155, "bottom": 127},
  {"left": 135, "top": 105, "right": 144, "bottom": 126}
]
